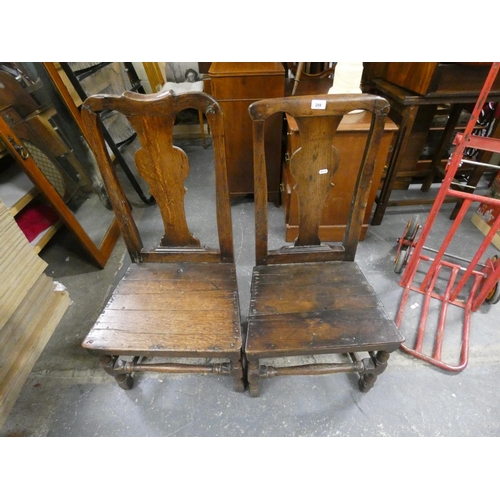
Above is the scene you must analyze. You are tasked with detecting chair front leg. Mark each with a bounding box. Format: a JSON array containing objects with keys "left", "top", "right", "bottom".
[
  {"left": 99, "top": 355, "right": 134, "bottom": 390},
  {"left": 247, "top": 358, "right": 261, "bottom": 397},
  {"left": 358, "top": 350, "right": 390, "bottom": 393},
  {"left": 231, "top": 352, "right": 245, "bottom": 393}
]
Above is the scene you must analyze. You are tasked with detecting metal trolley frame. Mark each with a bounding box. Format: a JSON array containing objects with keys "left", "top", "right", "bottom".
[{"left": 394, "top": 63, "right": 500, "bottom": 372}]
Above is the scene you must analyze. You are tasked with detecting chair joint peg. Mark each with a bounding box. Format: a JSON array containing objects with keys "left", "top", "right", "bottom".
[{"left": 259, "top": 365, "right": 278, "bottom": 379}]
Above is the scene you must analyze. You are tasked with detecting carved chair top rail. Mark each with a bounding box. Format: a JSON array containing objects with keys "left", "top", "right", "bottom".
[
  {"left": 83, "top": 89, "right": 218, "bottom": 116},
  {"left": 81, "top": 90, "right": 234, "bottom": 264},
  {"left": 249, "top": 93, "right": 390, "bottom": 121}
]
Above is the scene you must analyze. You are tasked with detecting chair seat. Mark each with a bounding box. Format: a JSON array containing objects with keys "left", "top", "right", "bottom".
[
  {"left": 83, "top": 262, "right": 241, "bottom": 358},
  {"left": 246, "top": 262, "right": 403, "bottom": 357}
]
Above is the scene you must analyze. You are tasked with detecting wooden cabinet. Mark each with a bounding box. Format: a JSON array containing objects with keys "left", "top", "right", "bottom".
[
  {"left": 366, "top": 62, "right": 500, "bottom": 97},
  {"left": 362, "top": 64, "right": 500, "bottom": 225},
  {"left": 208, "top": 63, "right": 285, "bottom": 204},
  {"left": 282, "top": 111, "right": 397, "bottom": 242}
]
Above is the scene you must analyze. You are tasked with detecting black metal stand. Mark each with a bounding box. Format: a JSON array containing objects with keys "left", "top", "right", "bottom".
[{"left": 59, "top": 62, "right": 155, "bottom": 206}]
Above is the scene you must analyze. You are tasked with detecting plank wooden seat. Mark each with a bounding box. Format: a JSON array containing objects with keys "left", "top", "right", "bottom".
[
  {"left": 246, "top": 94, "right": 404, "bottom": 397},
  {"left": 80, "top": 90, "right": 244, "bottom": 391}
]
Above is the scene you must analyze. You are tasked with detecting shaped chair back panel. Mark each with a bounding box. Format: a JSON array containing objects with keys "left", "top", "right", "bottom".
[
  {"left": 249, "top": 94, "right": 390, "bottom": 265},
  {"left": 82, "top": 90, "right": 233, "bottom": 263}
]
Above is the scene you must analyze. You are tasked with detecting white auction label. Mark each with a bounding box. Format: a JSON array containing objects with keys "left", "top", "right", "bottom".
[
  {"left": 311, "top": 100, "right": 326, "bottom": 110},
  {"left": 319, "top": 169, "right": 328, "bottom": 174}
]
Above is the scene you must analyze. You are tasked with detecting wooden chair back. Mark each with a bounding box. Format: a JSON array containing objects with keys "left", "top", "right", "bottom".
[
  {"left": 81, "top": 90, "right": 234, "bottom": 264},
  {"left": 249, "top": 93, "right": 390, "bottom": 265}
]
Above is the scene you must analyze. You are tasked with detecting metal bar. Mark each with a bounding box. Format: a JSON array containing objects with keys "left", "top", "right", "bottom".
[
  {"left": 450, "top": 182, "right": 483, "bottom": 190},
  {"left": 102, "top": 125, "right": 155, "bottom": 205},
  {"left": 59, "top": 62, "right": 155, "bottom": 206},
  {"left": 399, "top": 344, "right": 468, "bottom": 372},
  {"left": 415, "top": 263, "right": 442, "bottom": 353},
  {"left": 420, "top": 199, "right": 472, "bottom": 292},
  {"left": 450, "top": 209, "right": 500, "bottom": 302},
  {"left": 463, "top": 132, "right": 500, "bottom": 154},
  {"left": 397, "top": 250, "right": 423, "bottom": 317},
  {"left": 421, "top": 245, "right": 481, "bottom": 267},
  {"left": 458, "top": 274, "right": 482, "bottom": 368},
  {"left": 395, "top": 278, "right": 413, "bottom": 327},
  {"left": 387, "top": 196, "right": 461, "bottom": 207},
  {"left": 448, "top": 187, "right": 500, "bottom": 206},
  {"left": 433, "top": 266, "right": 459, "bottom": 361},
  {"left": 460, "top": 158, "right": 500, "bottom": 170}
]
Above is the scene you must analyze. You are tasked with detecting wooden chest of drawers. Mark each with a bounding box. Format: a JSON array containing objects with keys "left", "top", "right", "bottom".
[
  {"left": 282, "top": 110, "right": 397, "bottom": 242},
  {"left": 208, "top": 63, "right": 285, "bottom": 204}
]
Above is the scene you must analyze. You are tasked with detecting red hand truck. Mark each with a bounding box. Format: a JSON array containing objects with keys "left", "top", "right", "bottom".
[{"left": 394, "top": 62, "right": 500, "bottom": 372}]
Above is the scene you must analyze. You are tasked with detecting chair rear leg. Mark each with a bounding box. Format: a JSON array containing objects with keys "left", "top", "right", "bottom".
[{"left": 100, "top": 355, "right": 134, "bottom": 390}]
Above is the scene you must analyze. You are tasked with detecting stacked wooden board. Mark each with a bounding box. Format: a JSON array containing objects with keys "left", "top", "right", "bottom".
[{"left": 0, "top": 197, "right": 71, "bottom": 427}]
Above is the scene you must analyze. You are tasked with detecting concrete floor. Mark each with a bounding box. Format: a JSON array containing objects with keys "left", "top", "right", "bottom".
[{"left": 2, "top": 136, "right": 500, "bottom": 437}]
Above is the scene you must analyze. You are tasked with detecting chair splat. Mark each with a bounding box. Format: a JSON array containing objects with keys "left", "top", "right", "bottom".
[{"left": 289, "top": 115, "right": 342, "bottom": 246}]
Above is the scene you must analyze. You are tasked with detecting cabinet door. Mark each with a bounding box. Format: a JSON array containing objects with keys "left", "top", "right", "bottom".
[{"left": 209, "top": 63, "right": 285, "bottom": 203}]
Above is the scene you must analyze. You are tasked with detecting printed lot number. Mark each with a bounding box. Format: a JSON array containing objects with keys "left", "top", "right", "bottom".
[{"left": 311, "top": 100, "right": 326, "bottom": 110}]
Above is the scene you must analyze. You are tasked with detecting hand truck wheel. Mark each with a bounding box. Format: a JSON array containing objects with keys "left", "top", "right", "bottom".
[
  {"left": 486, "top": 255, "right": 500, "bottom": 304},
  {"left": 394, "top": 247, "right": 409, "bottom": 274},
  {"left": 394, "top": 215, "right": 421, "bottom": 274}
]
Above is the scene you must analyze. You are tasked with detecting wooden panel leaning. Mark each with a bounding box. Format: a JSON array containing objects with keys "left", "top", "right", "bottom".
[
  {"left": 246, "top": 94, "right": 405, "bottom": 397},
  {"left": 80, "top": 89, "right": 244, "bottom": 392}
]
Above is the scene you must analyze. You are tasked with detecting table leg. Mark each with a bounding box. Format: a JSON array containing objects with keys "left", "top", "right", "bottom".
[
  {"left": 371, "top": 105, "right": 419, "bottom": 225},
  {"left": 421, "top": 104, "right": 464, "bottom": 192}
]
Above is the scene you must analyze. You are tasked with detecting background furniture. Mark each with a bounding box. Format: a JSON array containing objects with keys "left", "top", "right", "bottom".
[
  {"left": 0, "top": 197, "right": 70, "bottom": 427},
  {"left": 80, "top": 90, "right": 244, "bottom": 392},
  {"left": 363, "top": 63, "right": 500, "bottom": 225},
  {"left": 282, "top": 108, "right": 397, "bottom": 241},
  {"left": 0, "top": 64, "right": 120, "bottom": 267},
  {"left": 285, "top": 62, "right": 336, "bottom": 96},
  {"left": 44, "top": 62, "right": 154, "bottom": 206},
  {"left": 365, "top": 62, "right": 500, "bottom": 96},
  {"left": 208, "top": 62, "right": 285, "bottom": 204},
  {"left": 245, "top": 94, "right": 404, "bottom": 397},
  {"left": 142, "top": 62, "right": 208, "bottom": 148}
]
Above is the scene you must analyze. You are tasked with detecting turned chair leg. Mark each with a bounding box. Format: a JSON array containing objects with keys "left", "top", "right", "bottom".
[
  {"left": 358, "top": 351, "right": 390, "bottom": 393},
  {"left": 231, "top": 355, "right": 245, "bottom": 393},
  {"left": 247, "top": 359, "right": 261, "bottom": 397},
  {"left": 99, "top": 355, "right": 134, "bottom": 390}
]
